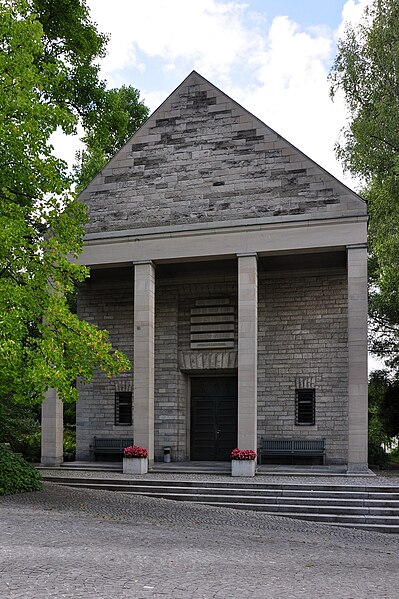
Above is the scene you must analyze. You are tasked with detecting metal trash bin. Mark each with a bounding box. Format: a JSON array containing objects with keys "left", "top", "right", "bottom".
[{"left": 163, "top": 446, "right": 171, "bottom": 463}]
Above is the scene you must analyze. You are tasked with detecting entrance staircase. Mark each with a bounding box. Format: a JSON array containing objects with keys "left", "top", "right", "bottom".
[{"left": 42, "top": 474, "right": 399, "bottom": 534}]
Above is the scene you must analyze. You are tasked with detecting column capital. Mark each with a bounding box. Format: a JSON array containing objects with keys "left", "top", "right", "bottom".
[
  {"left": 133, "top": 260, "right": 156, "bottom": 267},
  {"left": 346, "top": 243, "right": 368, "bottom": 251},
  {"left": 237, "top": 252, "right": 258, "bottom": 259}
]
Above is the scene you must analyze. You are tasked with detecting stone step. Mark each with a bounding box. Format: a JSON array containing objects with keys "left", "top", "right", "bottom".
[
  {"left": 43, "top": 477, "right": 399, "bottom": 532},
  {"left": 118, "top": 491, "right": 399, "bottom": 512},
  {"left": 207, "top": 501, "right": 399, "bottom": 516},
  {"left": 67, "top": 465, "right": 355, "bottom": 477},
  {"left": 201, "top": 504, "right": 399, "bottom": 530},
  {"left": 49, "top": 480, "right": 399, "bottom": 507},
  {"left": 42, "top": 475, "right": 399, "bottom": 496},
  {"left": 131, "top": 493, "right": 399, "bottom": 510},
  {"left": 325, "top": 522, "right": 399, "bottom": 534}
]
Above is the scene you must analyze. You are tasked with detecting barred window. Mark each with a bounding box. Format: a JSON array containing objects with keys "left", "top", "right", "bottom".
[
  {"left": 295, "top": 389, "right": 315, "bottom": 426},
  {"left": 115, "top": 392, "right": 132, "bottom": 426}
]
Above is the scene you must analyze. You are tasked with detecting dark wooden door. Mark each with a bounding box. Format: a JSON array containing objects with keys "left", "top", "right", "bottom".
[{"left": 190, "top": 377, "right": 237, "bottom": 461}]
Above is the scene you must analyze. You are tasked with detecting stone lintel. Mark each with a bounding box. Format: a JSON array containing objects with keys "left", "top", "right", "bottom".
[
  {"left": 80, "top": 218, "right": 368, "bottom": 268},
  {"left": 179, "top": 350, "right": 238, "bottom": 371}
]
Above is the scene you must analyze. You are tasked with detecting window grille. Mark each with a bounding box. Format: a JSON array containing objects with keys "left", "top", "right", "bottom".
[
  {"left": 295, "top": 389, "right": 315, "bottom": 426},
  {"left": 190, "top": 298, "right": 235, "bottom": 349},
  {"left": 115, "top": 392, "right": 132, "bottom": 426}
]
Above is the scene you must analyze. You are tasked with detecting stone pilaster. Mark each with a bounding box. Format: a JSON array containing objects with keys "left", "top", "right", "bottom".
[
  {"left": 237, "top": 253, "right": 258, "bottom": 451},
  {"left": 41, "top": 388, "right": 63, "bottom": 466},
  {"left": 133, "top": 261, "right": 155, "bottom": 463},
  {"left": 347, "top": 244, "right": 368, "bottom": 472}
]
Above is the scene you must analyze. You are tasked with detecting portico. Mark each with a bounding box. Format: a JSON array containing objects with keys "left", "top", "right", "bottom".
[{"left": 41, "top": 71, "right": 368, "bottom": 470}]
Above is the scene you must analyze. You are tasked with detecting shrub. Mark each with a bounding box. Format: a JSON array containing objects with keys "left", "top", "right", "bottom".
[
  {"left": 368, "top": 438, "right": 388, "bottom": 468},
  {"left": 0, "top": 398, "right": 41, "bottom": 461},
  {"left": 389, "top": 445, "right": 399, "bottom": 460},
  {"left": 368, "top": 411, "right": 389, "bottom": 468},
  {"left": 14, "top": 431, "right": 42, "bottom": 463},
  {"left": 0, "top": 444, "right": 42, "bottom": 495},
  {"left": 64, "top": 428, "right": 76, "bottom": 462}
]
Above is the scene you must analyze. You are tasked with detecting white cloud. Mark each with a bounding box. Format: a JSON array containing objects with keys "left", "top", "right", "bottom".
[
  {"left": 221, "top": 15, "right": 351, "bottom": 184},
  {"left": 50, "top": 126, "right": 84, "bottom": 173},
  {"left": 88, "top": 0, "right": 265, "bottom": 83},
  {"left": 338, "top": 0, "right": 372, "bottom": 38},
  {"left": 140, "top": 89, "right": 170, "bottom": 115}
]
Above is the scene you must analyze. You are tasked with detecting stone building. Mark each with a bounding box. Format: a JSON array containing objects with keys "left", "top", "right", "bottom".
[{"left": 41, "top": 71, "right": 368, "bottom": 471}]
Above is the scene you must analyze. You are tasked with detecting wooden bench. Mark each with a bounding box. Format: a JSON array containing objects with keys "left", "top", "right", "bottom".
[
  {"left": 258, "top": 438, "right": 325, "bottom": 465},
  {"left": 90, "top": 437, "right": 133, "bottom": 461}
]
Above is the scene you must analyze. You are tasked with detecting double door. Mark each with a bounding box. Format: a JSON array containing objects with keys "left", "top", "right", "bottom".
[{"left": 190, "top": 377, "right": 237, "bottom": 461}]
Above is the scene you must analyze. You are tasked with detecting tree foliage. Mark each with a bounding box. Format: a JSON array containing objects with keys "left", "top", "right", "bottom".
[
  {"left": 31, "top": 0, "right": 108, "bottom": 122},
  {"left": 0, "top": 0, "right": 130, "bottom": 405},
  {"left": 0, "top": 397, "right": 40, "bottom": 453},
  {"left": 369, "top": 370, "right": 399, "bottom": 439},
  {"left": 330, "top": 0, "right": 399, "bottom": 370},
  {"left": 74, "top": 85, "right": 149, "bottom": 191}
]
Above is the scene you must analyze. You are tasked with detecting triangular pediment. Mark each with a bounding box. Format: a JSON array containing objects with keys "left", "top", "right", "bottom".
[{"left": 80, "top": 71, "right": 366, "bottom": 235}]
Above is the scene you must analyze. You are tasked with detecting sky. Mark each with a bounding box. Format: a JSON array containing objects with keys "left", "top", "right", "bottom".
[{"left": 56, "top": 0, "right": 371, "bottom": 191}]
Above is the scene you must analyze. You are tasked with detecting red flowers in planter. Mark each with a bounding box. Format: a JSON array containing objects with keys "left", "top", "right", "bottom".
[
  {"left": 230, "top": 448, "right": 257, "bottom": 461},
  {"left": 124, "top": 445, "right": 148, "bottom": 459}
]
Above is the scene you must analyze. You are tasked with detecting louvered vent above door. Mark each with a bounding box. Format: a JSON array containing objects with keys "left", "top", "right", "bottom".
[{"left": 190, "top": 298, "right": 235, "bottom": 349}]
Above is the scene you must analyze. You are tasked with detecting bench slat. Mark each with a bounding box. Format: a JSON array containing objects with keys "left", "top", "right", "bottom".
[
  {"left": 259, "top": 438, "right": 325, "bottom": 465},
  {"left": 90, "top": 437, "right": 133, "bottom": 459}
]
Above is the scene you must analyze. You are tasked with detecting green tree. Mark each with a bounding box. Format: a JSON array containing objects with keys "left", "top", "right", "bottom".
[
  {"left": 0, "top": 0, "right": 130, "bottom": 405},
  {"left": 30, "top": 0, "right": 108, "bottom": 124},
  {"left": 368, "top": 371, "right": 394, "bottom": 467},
  {"left": 74, "top": 85, "right": 149, "bottom": 191},
  {"left": 0, "top": 396, "right": 40, "bottom": 456},
  {"left": 330, "top": 0, "right": 399, "bottom": 370},
  {"left": 369, "top": 370, "right": 399, "bottom": 439}
]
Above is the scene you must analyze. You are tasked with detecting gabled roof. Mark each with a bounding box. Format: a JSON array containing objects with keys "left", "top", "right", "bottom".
[{"left": 80, "top": 70, "right": 366, "bottom": 236}]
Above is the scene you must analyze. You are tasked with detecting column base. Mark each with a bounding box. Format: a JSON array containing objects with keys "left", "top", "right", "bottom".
[
  {"left": 347, "top": 462, "right": 370, "bottom": 474},
  {"left": 41, "top": 456, "right": 64, "bottom": 467}
]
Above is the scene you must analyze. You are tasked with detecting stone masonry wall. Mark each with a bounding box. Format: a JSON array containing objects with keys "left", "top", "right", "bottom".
[
  {"left": 154, "top": 284, "right": 180, "bottom": 461},
  {"left": 80, "top": 72, "right": 365, "bottom": 235},
  {"left": 76, "top": 269, "right": 134, "bottom": 460},
  {"left": 76, "top": 264, "right": 348, "bottom": 464},
  {"left": 257, "top": 268, "right": 348, "bottom": 464},
  {"left": 155, "top": 269, "right": 237, "bottom": 462},
  {"left": 76, "top": 265, "right": 238, "bottom": 462}
]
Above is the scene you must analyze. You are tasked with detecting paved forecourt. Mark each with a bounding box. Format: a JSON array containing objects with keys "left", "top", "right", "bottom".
[{"left": 1, "top": 481, "right": 399, "bottom": 599}]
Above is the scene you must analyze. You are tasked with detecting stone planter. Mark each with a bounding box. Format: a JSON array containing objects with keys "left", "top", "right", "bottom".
[
  {"left": 123, "top": 457, "right": 148, "bottom": 475},
  {"left": 231, "top": 459, "right": 256, "bottom": 477}
]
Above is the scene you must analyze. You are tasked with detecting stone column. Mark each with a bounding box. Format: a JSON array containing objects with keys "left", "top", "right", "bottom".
[
  {"left": 133, "top": 261, "right": 155, "bottom": 464},
  {"left": 41, "top": 388, "right": 63, "bottom": 466},
  {"left": 237, "top": 253, "right": 258, "bottom": 451},
  {"left": 347, "top": 244, "right": 368, "bottom": 472}
]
